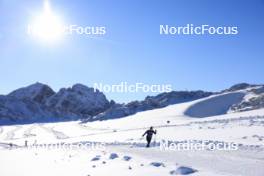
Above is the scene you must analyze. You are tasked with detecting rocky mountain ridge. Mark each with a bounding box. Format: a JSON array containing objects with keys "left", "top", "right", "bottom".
[{"left": 0, "top": 82, "right": 263, "bottom": 124}]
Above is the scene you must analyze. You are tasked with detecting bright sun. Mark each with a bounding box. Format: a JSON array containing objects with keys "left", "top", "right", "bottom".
[{"left": 28, "top": 0, "right": 64, "bottom": 42}]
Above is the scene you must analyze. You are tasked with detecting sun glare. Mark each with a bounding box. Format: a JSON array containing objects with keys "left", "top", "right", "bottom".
[{"left": 29, "top": 0, "right": 64, "bottom": 42}]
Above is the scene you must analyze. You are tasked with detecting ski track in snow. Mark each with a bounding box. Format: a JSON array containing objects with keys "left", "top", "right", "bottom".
[
  {"left": 4, "top": 126, "right": 23, "bottom": 141},
  {"left": 77, "top": 123, "right": 113, "bottom": 132},
  {"left": 57, "top": 115, "right": 264, "bottom": 140},
  {"left": 23, "top": 125, "right": 37, "bottom": 138},
  {"left": 4, "top": 115, "right": 263, "bottom": 143},
  {"left": 39, "top": 124, "right": 69, "bottom": 140}
]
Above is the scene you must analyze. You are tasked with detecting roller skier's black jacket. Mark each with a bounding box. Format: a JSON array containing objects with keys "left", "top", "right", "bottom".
[{"left": 143, "top": 129, "right": 156, "bottom": 138}]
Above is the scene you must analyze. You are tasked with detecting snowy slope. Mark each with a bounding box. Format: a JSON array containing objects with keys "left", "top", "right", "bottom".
[{"left": 1, "top": 89, "right": 264, "bottom": 176}]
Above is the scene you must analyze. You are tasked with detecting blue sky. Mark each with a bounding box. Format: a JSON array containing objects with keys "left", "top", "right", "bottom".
[{"left": 0, "top": 0, "right": 264, "bottom": 102}]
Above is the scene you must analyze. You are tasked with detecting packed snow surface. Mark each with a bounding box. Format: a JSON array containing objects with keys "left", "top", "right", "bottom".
[{"left": 1, "top": 91, "right": 264, "bottom": 176}]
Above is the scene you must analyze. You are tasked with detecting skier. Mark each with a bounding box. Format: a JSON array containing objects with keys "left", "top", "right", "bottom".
[{"left": 142, "top": 127, "right": 157, "bottom": 147}]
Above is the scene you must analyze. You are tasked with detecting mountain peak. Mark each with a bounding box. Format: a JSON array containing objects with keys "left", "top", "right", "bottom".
[
  {"left": 226, "top": 83, "right": 259, "bottom": 92},
  {"left": 44, "top": 83, "right": 110, "bottom": 117},
  {"left": 8, "top": 82, "right": 55, "bottom": 104},
  {"left": 72, "top": 83, "right": 96, "bottom": 93}
]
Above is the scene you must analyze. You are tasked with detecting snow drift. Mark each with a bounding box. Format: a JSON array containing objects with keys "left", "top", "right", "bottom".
[{"left": 184, "top": 92, "right": 245, "bottom": 118}]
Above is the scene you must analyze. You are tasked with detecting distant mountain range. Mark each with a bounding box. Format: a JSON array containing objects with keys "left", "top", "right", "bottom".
[{"left": 0, "top": 82, "right": 263, "bottom": 124}]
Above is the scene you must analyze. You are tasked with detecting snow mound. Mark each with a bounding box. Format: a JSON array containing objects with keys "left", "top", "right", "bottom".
[
  {"left": 91, "top": 155, "right": 101, "bottom": 161},
  {"left": 150, "top": 162, "right": 165, "bottom": 167},
  {"left": 109, "top": 153, "right": 119, "bottom": 159},
  {"left": 170, "top": 166, "right": 197, "bottom": 175},
  {"left": 123, "top": 156, "right": 132, "bottom": 161},
  {"left": 185, "top": 92, "right": 245, "bottom": 118}
]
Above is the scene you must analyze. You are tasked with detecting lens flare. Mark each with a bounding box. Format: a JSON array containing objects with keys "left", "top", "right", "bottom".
[{"left": 28, "top": 0, "right": 64, "bottom": 42}]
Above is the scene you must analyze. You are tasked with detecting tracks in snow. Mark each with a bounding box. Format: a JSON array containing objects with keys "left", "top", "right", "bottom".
[
  {"left": 4, "top": 126, "right": 22, "bottom": 141},
  {"left": 38, "top": 124, "right": 69, "bottom": 140},
  {"left": 70, "top": 115, "right": 264, "bottom": 139}
]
